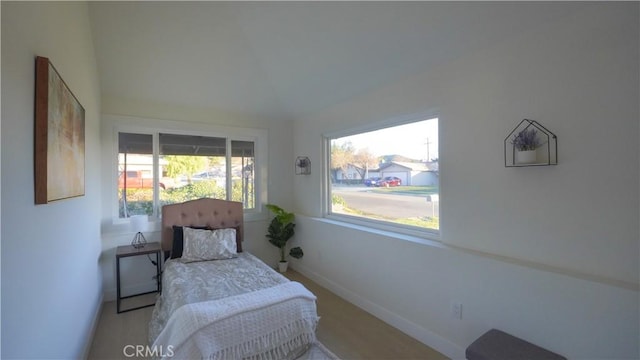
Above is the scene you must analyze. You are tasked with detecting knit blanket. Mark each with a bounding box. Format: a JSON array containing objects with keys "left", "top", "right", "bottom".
[
  {"left": 149, "top": 253, "right": 293, "bottom": 344},
  {"left": 152, "top": 281, "right": 319, "bottom": 360}
]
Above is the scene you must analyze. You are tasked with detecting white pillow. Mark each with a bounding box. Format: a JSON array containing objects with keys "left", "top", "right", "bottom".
[{"left": 181, "top": 227, "right": 237, "bottom": 262}]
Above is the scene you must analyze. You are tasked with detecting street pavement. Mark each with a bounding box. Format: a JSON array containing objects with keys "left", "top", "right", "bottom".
[{"left": 332, "top": 186, "right": 439, "bottom": 219}]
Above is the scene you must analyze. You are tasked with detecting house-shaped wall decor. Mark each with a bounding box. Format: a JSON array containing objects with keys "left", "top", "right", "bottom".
[{"left": 504, "top": 119, "right": 557, "bottom": 167}]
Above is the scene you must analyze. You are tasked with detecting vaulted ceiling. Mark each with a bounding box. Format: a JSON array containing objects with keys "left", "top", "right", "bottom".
[{"left": 88, "top": 2, "right": 587, "bottom": 120}]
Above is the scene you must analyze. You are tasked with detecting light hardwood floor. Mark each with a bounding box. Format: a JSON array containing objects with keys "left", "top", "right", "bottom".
[
  {"left": 283, "top": 270, "right": 448, "bottom": 360},
  {"left": 88, "top": 270, "right": 448, "bottom": 359}
]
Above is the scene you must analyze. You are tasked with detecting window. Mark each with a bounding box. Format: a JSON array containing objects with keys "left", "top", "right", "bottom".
[
  {"left": 117, "top": 130, "right": 259, "bottom": 219},
  {"left": 327, "top": 117, "right": 439, "bottom": 235},
  {"left": 118, "top": 133, "right": 154, "bottom": 217}
]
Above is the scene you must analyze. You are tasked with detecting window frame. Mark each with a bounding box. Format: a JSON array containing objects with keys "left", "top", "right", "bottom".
[
  {"left": 105, "top": 115, "right": 268, "bottom": 225},
  {"left": 322, "top": 112, "right": 440, "bottom": 241}
]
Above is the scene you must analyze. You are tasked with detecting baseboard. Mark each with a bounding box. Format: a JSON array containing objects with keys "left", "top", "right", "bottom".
[
  {"left": 82, "top": 292, "right": 104, "bottom": 360},
  {"left": 292, "top": 263, "right": 466, "bottom": 360}
]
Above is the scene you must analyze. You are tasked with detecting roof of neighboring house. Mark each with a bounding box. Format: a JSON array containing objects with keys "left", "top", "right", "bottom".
[
  {"left": 379, "top": 154, "right": 416, "bottom": 163},
  {"left": 347, "top": 164, "right": 365, "bottom": 171},
  {"left": 379, "top": 161, "right": 437, "bottom": 172}
]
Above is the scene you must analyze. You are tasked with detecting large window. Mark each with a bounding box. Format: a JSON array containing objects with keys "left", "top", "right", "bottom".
[
  {"left": 327, "top": 117, "right": 439, "bottom": 235},
  {"left": 117, "top": 131, "right": 257, "bottom": 219}
]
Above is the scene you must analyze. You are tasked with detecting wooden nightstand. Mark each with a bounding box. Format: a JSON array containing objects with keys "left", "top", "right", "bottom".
[{"left": 116, "top": 242, "right": 161, "bottom": 313}]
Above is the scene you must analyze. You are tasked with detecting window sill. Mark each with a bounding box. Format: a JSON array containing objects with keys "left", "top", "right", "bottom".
[{"left": 321, "top": 214, "right": 443, "bottom": 248}]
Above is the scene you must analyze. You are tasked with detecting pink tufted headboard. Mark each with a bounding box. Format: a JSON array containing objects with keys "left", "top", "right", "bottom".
[{"left": 161, "top": 198, "right": 244, "bottom": 253}]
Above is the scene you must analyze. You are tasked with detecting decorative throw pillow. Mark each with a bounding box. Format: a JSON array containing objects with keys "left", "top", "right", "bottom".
[
  {"left": 171, "top": 225, "right": 210, "bottom": 259},
  {"left": 181, "top": 227, "right": 238, "bottom": 262},
  {"left": 171, "top": 225, "right": 242, "bottom": 259}
]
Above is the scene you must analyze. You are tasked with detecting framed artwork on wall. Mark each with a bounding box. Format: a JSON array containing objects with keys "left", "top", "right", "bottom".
[{"left": 34, "top": 56, "right": 85, "bottom": 204}]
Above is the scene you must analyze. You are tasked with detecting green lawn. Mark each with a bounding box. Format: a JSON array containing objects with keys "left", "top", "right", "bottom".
[
  {"left": 370, "top": 185, "right": 438, "bottom": 196},
  {"left": 335, "top": 204, "right": 439, "bottom": 230},
  {"left": 332, "top": 187, "right": 440, "bottom": 230}
]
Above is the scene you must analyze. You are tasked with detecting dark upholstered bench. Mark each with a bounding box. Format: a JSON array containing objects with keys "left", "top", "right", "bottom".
[{"left": 466, "top": 329, "right": 567, "bottom": 360}]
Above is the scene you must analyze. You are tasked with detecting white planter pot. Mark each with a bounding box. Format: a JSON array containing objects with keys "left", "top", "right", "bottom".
[
  {"left": 278, "top": 261, "right": 289, "bottom": 273},
  {"left": 516, "top": 150, "right": 537, "bottom": 164}
]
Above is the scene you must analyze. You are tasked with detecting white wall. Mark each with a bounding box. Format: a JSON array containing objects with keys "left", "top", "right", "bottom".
[
  {"left": 1, "top": 2, "right": 103, "bottom": 359},
  {"left": 292, "top": 3, "right": 639, "bottom": 359},
  {"left": 98, "top": 97, "right": 293, "bottom": 300}
]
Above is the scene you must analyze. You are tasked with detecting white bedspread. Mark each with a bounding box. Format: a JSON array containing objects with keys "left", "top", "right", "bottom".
[
  {"left": 152, "top": 281, "right": 318, "bottom": 359},
  {"left": 149, "top": 253, "right": 319, "bottom": 359},
  {"left": 149, "top": 253, "right": 291, "bottom": 343}
]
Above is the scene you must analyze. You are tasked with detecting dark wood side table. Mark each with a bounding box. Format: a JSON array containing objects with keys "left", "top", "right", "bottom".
[{"left": 116, "top": 242, "right": 161, "bottom": 313}]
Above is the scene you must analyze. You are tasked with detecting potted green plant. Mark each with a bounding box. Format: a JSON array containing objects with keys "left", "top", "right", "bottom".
[
  {"left": 265, "top": 204, "right": 303, "bottom": 272},
  {"left": 511, "top": 127, "right": 541, "bottom": 164}
]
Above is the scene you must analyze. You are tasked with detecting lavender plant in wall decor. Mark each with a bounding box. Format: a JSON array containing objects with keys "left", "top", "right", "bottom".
[{"left": 511, "top": 128, "right": 541, "bottom": 164}]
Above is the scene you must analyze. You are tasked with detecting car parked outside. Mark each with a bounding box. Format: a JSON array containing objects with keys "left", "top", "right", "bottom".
[
  {"left": 378, "top": 176, "right": 402, "bottom": 187},
  {"left": 364, "top": 177, "right": 382, "bottom": 187}
]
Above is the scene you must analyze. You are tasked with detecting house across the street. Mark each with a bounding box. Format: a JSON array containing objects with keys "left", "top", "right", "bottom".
[{"left": 335, "top": 161, "right": 438, "bottom": 185}]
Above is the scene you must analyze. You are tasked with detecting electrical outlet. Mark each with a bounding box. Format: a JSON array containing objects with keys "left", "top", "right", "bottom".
[{"left": 451, "top": 302, "right": 463, "bottom": 320}]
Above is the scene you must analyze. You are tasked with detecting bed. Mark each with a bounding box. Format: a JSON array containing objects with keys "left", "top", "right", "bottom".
[{"left": 148, "top": 198, "right": 319, "bottom": 360}]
